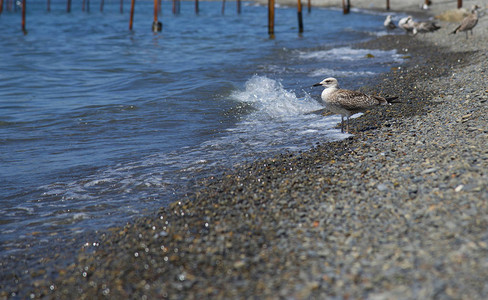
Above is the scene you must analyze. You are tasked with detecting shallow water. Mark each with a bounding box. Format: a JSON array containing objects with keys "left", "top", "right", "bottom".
[{"left": 0, "top": 1, "right": 403, "bottom": 257}]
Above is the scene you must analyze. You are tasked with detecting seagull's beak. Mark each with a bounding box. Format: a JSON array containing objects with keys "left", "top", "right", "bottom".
[{"left": 312, "top": 82, "right": 322, "bottom": 87}]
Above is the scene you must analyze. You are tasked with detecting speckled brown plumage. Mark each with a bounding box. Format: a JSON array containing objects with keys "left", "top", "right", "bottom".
[
  {"left": 325, "top": 89, "right": 388, "bottom": 114},
  {"left": 451, "top": 5, "right": 480, "bottom": 38},
  {"left": 313, "top": 77, "right": 397, "bottom": 133}
]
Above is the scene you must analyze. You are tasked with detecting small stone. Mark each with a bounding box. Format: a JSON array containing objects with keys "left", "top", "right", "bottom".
[
  {"left": 454, "top": 185, "right": 464, "bottom": 192},
  {"left": 233, "top": 260, "right": 246, "bottom": 269},
  {"left": 421, "top": 167, "right": 439, "bottom": 175}
]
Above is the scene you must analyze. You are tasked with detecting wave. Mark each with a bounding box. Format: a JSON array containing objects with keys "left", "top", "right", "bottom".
[{"left": 31, "top": 76, "right": 346, "bottom": 228}]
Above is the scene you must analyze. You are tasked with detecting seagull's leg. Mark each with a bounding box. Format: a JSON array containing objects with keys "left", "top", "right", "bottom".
[{"left": 341, "top": 116, "right": 344, "bottom": 133}]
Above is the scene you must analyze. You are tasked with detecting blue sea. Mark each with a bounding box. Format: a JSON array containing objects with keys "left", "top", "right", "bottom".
[{"left": 0, "top": 1, "right": 403, "bottom": 260}]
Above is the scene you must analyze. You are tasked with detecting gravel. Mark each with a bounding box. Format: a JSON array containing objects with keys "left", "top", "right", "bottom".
[{"left": 2, "top": 3, "right": 487, "bottom": 300}]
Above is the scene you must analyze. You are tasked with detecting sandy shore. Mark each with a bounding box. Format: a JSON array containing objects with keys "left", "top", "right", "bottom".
[
  {"left": 2, "top": 1, "right": 487, "bottom": 299},
  {"left": 260, "top": 0, "right": 484, "bottom": 16}
]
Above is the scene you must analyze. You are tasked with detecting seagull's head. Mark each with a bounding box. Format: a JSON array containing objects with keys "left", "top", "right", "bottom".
[
  {"left": 471, "top": 4, "right": 481, "bottom": 12},
  {"left": 313, "top": 77, "right": 339, "bottom": 89},
  {"left": 399, "top": 16, "right": 413, "bottom": 26}
]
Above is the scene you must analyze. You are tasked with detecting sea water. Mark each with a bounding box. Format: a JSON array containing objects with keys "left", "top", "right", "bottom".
[{"left": 0, "top": 1, "right": 403, "bottom": 259}]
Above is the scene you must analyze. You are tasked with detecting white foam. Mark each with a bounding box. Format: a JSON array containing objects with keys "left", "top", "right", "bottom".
[
  {"left": 72, "top": 213, "right": 88, "bottom": 220},
  {"left": 83, "top": 178, "right": 115, "bottom": 188},
  {"left": 298, "top": 47, "right": 403, "bottom": 80},
  {"left": 372, "top": 30, "right": 392, "bottom": 37},
  {"left": 350, "top": 112, "right": 364, "bottom": 119},
  {"left": 299, "top": 47, "right": 402, "bottom": 62},
  {"left": 231, "top": 75, "right": 323, "bottom": 118},
  {"left": 308, "top": 68, "right": 376, "bottom": 78}
]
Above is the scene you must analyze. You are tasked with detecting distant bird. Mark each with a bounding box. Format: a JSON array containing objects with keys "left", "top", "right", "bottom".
[
  {"left": 384, "top": 15, "right": 396, "bottom": 30},
  {"left": 451, "top": 5, "right": 481, "bottom": 38},
  {"left": 313, "top": 78, "right": 398, "bottom": 133},
  {"left": 411, "top": 20, "right": 441, "bottom": 35},
  {"left": 398, "top": 16, "right": 440, "bottom": 35},
  {"left": 398, "top": 16, "right": 415, "bottom": 34},
  {"left": 420, "top": 0, "right": 432, "bottom": 10}
]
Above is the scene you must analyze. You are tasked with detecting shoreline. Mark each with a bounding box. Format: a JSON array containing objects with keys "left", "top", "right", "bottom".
[
  {"left": 257, "top": 0, "right": 477, "bottom": 14},
  {"left": 3, "top": 1, "right": 488, "bottom": 299}
]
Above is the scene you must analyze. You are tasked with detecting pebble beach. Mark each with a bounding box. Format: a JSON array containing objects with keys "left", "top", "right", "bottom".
[{"left": 2, "top": 0, "right": 488, "bottom": 299}]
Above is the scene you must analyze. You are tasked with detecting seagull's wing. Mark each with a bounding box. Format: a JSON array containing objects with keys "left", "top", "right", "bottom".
[
  {"left": 461, "top": 14, "right": 478, "bottom": 30},
  {"left": 331, "top": 89, "right": 383, "bottom": 111}
]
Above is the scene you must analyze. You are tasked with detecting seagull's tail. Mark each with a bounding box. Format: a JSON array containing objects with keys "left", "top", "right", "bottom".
[
  {"left": 450, "top": 25, "right": 461, "bottom": 34},
  {"left": 431, "top": 24, "right": 441, "bottom": 31},
  {"left": 374, "top": 95, "right": 399, "bottom": 105},
  {"left": 385, "top": 96, "right": 400, "bottom": 104}
]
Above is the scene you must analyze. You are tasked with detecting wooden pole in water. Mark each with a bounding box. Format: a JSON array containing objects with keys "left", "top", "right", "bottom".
[
  {"left": 100, "top": 0, "right": 104, "bottom": 12},
  {"left": 457, "top": 0, "right": 462, "bottom": 8},
  {"left": 67, "top": 0, "right": 71, "bottom": 12},
  {"left": 21, "top": 0, "right": 26, "bottom": 33},
  {"left": 120, "top": 0, "right": 123, "bottom": 13},
  {"left": 307, "top": 0, "right": 311, "bottom": 13},
  {"left": 342, "top": 0, "right": 350, "bottom": 14},
  {"left": 268, "top": 0, "right": 274, "bottom": 36},
  {"left": 221, "top": 0, "right": 225, "bottom": 14},
  {"left": 237, "top": 0, "right": 240, "bottom": 14},
  {"left": 47, "top": 0, "right": 50, "bottom": 12},
  {"left": 195, "top": 0, "right": 199, "bottom": 15},
  {"left": 173, "top": 0, "right": 180, "bottom": 14},
  {"left": 153, "top": 0, "right": 157, "bottom": 23},
  {"left": 153, "top": 0, "right": 158, "bottom": 25},
  {"left": 129, "top": 0, "right": 135, "bottom": 30},
  {"left": 158, "top": 0, "right": 161, "bottom": 14},
  {"left": 152, "top": 0, "right": 162, "bottom": 32},
  {"left": 82, "top": 0, "right": 85, "bottom": 11},
  {"left": 297, "top": 0, "right": 303, "bottom": 33},
  {"left": 386, "top": 0, "right": 390, "bottom": 10},
  {"left": 0, "top": 0, "right": 4, "bottom": 14}
]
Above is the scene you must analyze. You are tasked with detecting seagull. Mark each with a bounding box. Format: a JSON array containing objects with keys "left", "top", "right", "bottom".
[
  {"left": 420, "top": 0, "right": 432, "bottom": 10},
  {"left": 411, "top": 20, "right": 441, "bottom": 35},
  {"left": 398, "top": 16, "right": 415, "bottom": 34},
  {"left": 384, "top": 15, "right": 396, "bottom": 30},
  {"left": 451, "top": 5, "right": 481, "bottom": 39},
  {"left": 313, "top": 77, "right": 398, "bottom": 133}
]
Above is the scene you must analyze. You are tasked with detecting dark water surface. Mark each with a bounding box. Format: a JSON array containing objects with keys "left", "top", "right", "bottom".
[{"left": 0, "top": 1, "right": 403, "bottom": 259}]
